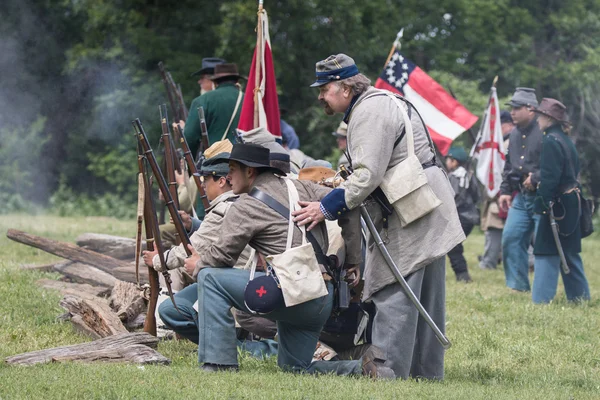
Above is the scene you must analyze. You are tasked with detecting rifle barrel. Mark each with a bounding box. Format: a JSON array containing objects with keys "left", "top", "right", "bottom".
[
  {"left": 134, "top": 119, "right": 192, "bottom": 255},
  {"left": 197, "top": 106, "right": 210, "bottom": 155},
  {"left": 160, "top": 105, "right": 180, "bottom": 211},
  {"left": 173, "top": 124, "right": 210, "bottom": 209}
]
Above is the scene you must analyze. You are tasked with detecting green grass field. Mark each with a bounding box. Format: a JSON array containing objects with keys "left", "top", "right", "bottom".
[{"left": 0, "top": 214, "right": 599, "bottom": 399}]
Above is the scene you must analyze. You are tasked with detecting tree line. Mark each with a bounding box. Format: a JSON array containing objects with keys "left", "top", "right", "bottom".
[{"left": 2, "top": 0, "right": 600, "bottom": 214}]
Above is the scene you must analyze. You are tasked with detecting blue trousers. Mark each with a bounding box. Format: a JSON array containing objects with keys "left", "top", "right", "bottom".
[
  {"left": 171, "top": 268, "right": 363, "bottom": 375},
  {"left": 502, "top": 193, "right": 539, "bottom": 291},
  {"left": 158, "top": 282, "right": 278, "bottom": 359},
  {"left": 532, "top": 252, "right": 591, "bottom": 304}
]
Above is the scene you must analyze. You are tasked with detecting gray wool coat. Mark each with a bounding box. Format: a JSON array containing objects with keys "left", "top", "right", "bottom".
[{"left": 343, "top": 87, "right": 465, "bottom": 300}]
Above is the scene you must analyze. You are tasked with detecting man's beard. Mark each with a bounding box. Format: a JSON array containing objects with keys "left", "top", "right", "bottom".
[{"left": 320, "top": 99, "right": 334, "bottom": 115}]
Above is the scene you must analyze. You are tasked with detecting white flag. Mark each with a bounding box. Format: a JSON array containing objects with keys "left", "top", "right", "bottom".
[{"left": 475, "top": 87, "right": 506, "bottom": 198}]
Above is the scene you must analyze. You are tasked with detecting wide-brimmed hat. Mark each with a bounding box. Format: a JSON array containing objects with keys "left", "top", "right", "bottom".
[
  {"left": 298, "top": 167, "right": 336, "bottom": 183},
  {"left": 210, "top": 63, "right": 244, "bottom": 81},
  {"left": 204, "top": 139, "right": 233, "bottom": 159},
  {"left": 228, "top": 143, "right": 271, "bottom": 168},
  {"left": 331, "top": 121, "right": 348, "bottom": 138},
  {"left": 191, "top": 57, "right": 226, "bottom": 77},
  {"left": 310, "top": 54, "right": 360, "bottom": 88},
  {"left": 531, "top": 98, "right": 568, "bottom": 123},
  {"left": 505, "top": 87, "right": 538, "bottom": 108}
]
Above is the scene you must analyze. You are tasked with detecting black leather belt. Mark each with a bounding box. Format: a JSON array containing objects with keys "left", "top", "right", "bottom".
[{"left": 422, "top": 160, "right": 437, "bottom": 169}]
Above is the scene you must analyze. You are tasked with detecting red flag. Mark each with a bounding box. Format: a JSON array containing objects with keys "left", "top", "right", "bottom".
[
  {"left": 375, "top": 50, "right": 477, "bottom": 154},
  {"left": 237, "top": 8, "right": 281, "bottom": 138}
]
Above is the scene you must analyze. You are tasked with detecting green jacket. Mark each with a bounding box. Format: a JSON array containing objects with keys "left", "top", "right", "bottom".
[
  {"left": 533, "top": 124, "right": 581, "bottom": 255},
  {"left": 183, "top": 82, "right": 243, "bottom": 159}
]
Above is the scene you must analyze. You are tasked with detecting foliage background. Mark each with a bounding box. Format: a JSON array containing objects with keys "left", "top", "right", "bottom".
[{"left": 2, "top": 0, "right": 600, "bottom": 215}]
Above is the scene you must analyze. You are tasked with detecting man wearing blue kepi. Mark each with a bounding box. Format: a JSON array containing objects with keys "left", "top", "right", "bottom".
[
  {"left": 293, "top": 54, "right": 464, "bottom": 380},
  {"left": 498, "top": 88, "right": 543, "bottom": 292}
]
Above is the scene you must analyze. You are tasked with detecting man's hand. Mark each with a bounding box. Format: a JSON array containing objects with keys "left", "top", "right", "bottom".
[
  {"left": 344, "top": 264, "right": 361, "bottom": 287},
  {"left": 184, "top": 244, "right": 201, "bottom": 276},
  {"left": 142, "top": 249, "right": 162, "bottom": 270},
  {"left": 499, "top": 194, "right": 512, "bottom": 212},
  {"left": 170, "top": 210, "right": 192, "bottom": 231},
  {"left": 291, "top": 201, "right": 325, "bottom": 231},
  {"left": 522, "top": 173, "right": 534, "bottom": 191}
]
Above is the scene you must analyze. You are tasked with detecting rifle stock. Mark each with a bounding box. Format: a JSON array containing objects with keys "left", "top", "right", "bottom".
[
  {"left": 173, "top": 124, "right": 210, "bottom": 209},
  {"left": 137, "top": 152, "right": 159, "bottom": 336}
]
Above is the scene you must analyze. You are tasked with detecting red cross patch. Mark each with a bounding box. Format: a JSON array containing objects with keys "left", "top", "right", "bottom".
[{"left": 256, "top": 286, "right": 267, "bottom": 298}]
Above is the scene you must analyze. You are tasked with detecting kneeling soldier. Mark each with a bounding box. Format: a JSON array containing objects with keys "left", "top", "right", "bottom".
[{"left": 178, "top": 143, "right": 393, "bottom": 377}]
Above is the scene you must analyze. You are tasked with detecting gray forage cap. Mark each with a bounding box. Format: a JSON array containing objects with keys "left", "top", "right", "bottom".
[
  {"left": 506, "top": 87, "right": 539, "bottom": 108},
  {"left": 310, "top": 54, "right": 360, "bottom": 87}
]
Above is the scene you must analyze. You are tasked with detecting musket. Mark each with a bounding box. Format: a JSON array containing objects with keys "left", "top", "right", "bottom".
[
  {"left": 134, "top": 169, "right": 145, "bottom": 286},
  {"left": 136, "top": 145, "right": 160, "bottom": 336},
  {"left": 159, "top": 105, "right": 180, "bottom": 211},
  {"left": 158, "top": 62, "right": 182, "bottom": 123},
  {"left": 173, "top": 123, "right": 210, "bottom": 209},
  {"left": 134, "top": 119, "right": 193, "bottom": 252},
  {"left": 197, "top": 106, "right": 210, "bottom": 158},
  {"left": 549, "top": 201, "right": 571, "bottom": 274},
  {"left": 134, "top": 119, "right": 194, "bottom": 320}
]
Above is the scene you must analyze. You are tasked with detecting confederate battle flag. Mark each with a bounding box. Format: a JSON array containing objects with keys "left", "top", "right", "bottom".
[
  {"left": 474, "top": 87, "right": 506, "bottom": 198},
  {"left": 237, "top": 7, "right": 281, "bottom": 138},
  {"left": 375, "top": 50, "right": 478, "bottom": 155}
]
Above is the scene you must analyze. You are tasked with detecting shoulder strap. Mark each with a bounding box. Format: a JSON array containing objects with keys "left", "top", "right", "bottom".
[
  {"left": 248, "top": 187, "right": 330, "bottom": 267},
  {"left": 221, "top": 88, "right": 243, "bottom": 141},
  {"left": 357, "top": 90, "right": 436, "bottom": 160}
]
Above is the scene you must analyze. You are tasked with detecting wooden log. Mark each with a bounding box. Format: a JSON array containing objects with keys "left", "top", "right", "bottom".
[
  {"left": 20, "top": 262, "right": 58, "bottom": 272},
  {"left": 6, "top": 229, "right": 137, "bottom": 282},
  {"left": 60, "top": 293, "right": 128, "bottom": 338},
  {"left": 50, "top": 344, "right": 169, "bottom": 364},
  {"left": 54, "top": 261, "right": 118, "bottom": 287},
  {"left": 75, "top": 233, "right": 146, "bottom": 260},
  {"left": 5, "top": 332, "right": 169, "bottom": 366},
  {"left": 110, "top": 281, "right": 147, "bottom": 323},
  {"left": 36, "top": 279, "right": 110, "bottom": 298}
]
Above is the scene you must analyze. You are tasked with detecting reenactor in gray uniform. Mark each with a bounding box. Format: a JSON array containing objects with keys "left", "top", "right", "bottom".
[
  {"left": 179, "top": 143, "right": 393, "bottom": 378},
  {"left": 294, "top": 54, "right": 464, "bottom": 380}
]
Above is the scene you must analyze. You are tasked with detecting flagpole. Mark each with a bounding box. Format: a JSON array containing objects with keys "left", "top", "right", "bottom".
[
  {"left": 382, "top": 29, "right": 404, "bottom": 69},
  {"left": 253, "top": 0, "right": 264, "bottom": 128}
]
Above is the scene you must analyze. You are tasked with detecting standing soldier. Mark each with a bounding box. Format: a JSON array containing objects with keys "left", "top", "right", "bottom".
[
  {"left": 498, "top": 88, "right": 542, "bottom": 292},
  {"left": 530, "top": 98, "right": 590, "bottom": 303},
  {"left": 183, "top": 63, "right": 245, "bottom": 159},
  {"left": 446, "top": 146, "right": 480, "bottom": 282},
  {"left": 293, "top": 54, "right": 464, "bottom": 380},
  {"left": 190, "top": 57, "right": 225, "bottom": 96}
]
